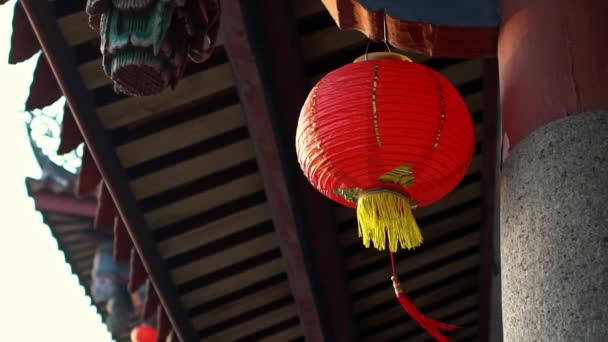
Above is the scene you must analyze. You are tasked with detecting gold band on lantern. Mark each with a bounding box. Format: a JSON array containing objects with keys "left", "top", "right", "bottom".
[
  {"left": 372, "top": 65, "right": 381, "bottom": 146},
  {"left": 309, "top": 84, "right": 324, "bottom": 152},
  {"left": 353, "top": 51, "right": 413, "bottom": 63},
  {"left": 360, "top": 187, "right": 418, "bottom": 209},
  {"left": 432, "top": 73, "right": 446, "bottom": 150}
]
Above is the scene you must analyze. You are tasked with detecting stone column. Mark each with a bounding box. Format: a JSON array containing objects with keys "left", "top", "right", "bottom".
[
  {"left": 498, "top": 0, "right": 608, "bottom": 340},
  {"left": 500, "top": 113, "right": 608, "bottom": 341}
]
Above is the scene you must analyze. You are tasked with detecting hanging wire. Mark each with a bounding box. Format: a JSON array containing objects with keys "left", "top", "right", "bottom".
[{"left": 364, "top": 14, "right": 391, "bottom": 61}]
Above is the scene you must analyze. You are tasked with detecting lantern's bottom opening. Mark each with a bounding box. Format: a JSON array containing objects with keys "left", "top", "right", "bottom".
[{"left": 357, "top": 189, "right": 422, "bottom": 252}]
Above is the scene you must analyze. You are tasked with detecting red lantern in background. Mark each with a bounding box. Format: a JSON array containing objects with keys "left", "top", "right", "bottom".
[
  {"left": 131, "top": 325, "right": 158, "bottom": 342},
  {"left": 296, "top": 52, "right": 475, "bottom": 341}
]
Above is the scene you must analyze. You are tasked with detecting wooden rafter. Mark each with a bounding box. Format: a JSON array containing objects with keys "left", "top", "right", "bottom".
[
  {"left": 221, "top": 1, "right": 357, "bottom": 341},
  {"left": 477, "top": 58, "right": 501, "bottom": 341},
  {"left": 18, "top": 1, "right": 197, "bottom": 340}
]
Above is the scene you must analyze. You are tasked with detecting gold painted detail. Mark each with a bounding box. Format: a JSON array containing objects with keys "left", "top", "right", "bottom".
[
  {"left": 309, "top": 84, "right": 323, "bottom": 152},
  {"left": 353, "top": 52, "right": 413, "bottom": 63},
  {"left": 372, "top": 65, "right": 381, "bottom": 147},
  {"left": 379, "top": 163, "right": 414, "bottom": 188},
  {"left": 333, "top": 187, "right": 363, "bottom": 203},
  {"left": 432, "top": 73, "right": 446, "bottom": 150}
]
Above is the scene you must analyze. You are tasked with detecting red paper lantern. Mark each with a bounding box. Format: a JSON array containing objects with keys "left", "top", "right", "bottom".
[
  {"left": 130, "top": 325, "right": 158, "bottom": 342},
  {"left": 296, "top": 52, "right": 475, "bottom": 341}
]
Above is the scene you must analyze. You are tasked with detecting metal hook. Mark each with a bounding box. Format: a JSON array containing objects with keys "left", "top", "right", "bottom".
[{"left": 364, "top": 14, "right": 391, "bottom": 61}]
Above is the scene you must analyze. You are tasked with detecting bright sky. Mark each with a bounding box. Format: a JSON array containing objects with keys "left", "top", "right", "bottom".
[{"left": 0, "top": 2, "right": 113, "bottom": 341}]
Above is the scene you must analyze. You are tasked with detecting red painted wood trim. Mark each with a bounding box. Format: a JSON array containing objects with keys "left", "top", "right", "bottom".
[
  {"left": 10, "top": 2, "right": 40, "bottom": 64},
  {"left": 26, "top": 55, "right": 62, "bottom": 111},
  {"left": 499, "top": 0, "right": 608, "bottom": 151},
  {"left": 94, "top": 184, "right": 116, "bottom": 233},
  {"left": 31, "top": 191, "right": 98, "bottom": 218},
  {"left": 77, "top": 146, "right": 102, "bottom": 196},
  {"left": 113, "top": 218, "right": 132, "bottom": 261},
  {"left": 322, "top": 0, "right": 498, "bottom": 58},
  {"left": 58, "top": 103, "right": 84, "bottom": 155},
  {"left": 477, "top": 58, "right": 500, "bottom": 341},
  {"left": 144, "top": 284, "right": 160, "bottom": 321},
  {"left": 19, "top": 2, "right": 198, "bottom": 340}
]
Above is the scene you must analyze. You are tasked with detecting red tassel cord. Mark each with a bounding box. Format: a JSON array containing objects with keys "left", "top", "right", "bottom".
[{"left": 389, "top": 252, "right": 461, "bottom": 342}]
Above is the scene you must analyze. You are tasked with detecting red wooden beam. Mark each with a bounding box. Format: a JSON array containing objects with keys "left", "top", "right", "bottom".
[
  {"left": 18, "top": 2, "right": 197, "bottom": 341},
  {"left": 31, "top": 191, "right": 97, "bottom": 218},
  {"left": 322, "top": 0, "right": 498, "bottom": 58},
  {"left": 221, "top": 1, "right": 357, "bottom": 341}
]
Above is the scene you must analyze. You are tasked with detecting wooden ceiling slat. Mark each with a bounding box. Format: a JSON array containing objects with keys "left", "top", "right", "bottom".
[
  {"left": 78, "top": 59, "right": 106, "bottom": 90},
  {"left": 54, "top": 222, "right": 91, "bottom": 233},
  {"left": 157, "top": 203, "right": 271, "bottom": 259},
  {"left": 350, "top": 231, "right": 480, "bottom": 297},
  {"left": 258, "top": 325, "right": 304, "bottom": 342},
  {"left": 434, "top": 324, "right": 478, "bottom": 342},
  {"left": 129, "top": 140, "right": 256, "bottom": 200},
  {"left": 358, "top": 282, "right": 479, "bottom": 341},
  {"left": 143, "top": 174, "right": 264, "bottom": 229},
  {"left": 180, "top": 259, "right": 285, "bottom": 309},
  {"left": 344, "top": 211, "right": 480, "bottom": 279},
  {"left": 75, "top": 259, "right": 94, "bottom": 273},
  {"left": 117, "top": 105, "right": 246, "bottom": 168},
  {"left": 364, "top": 291, "right": 479, "bottom": 340},
  {"left": 61, "top": 232, "right": 93, "bottom": 243},
  {"left": 98, "top": 64, "right": 234, "bottom": 129},
  {"left": 126, "top": 128, "right": 252, "bottom": 183},
  {"left": 170, "top": 232, "right": 279, "bottom": 284},
  {"left": 58, "top": 12, "right": 95, "bottom": 46},
  {"left": 415, "top": 163, "right": 482, "bottom": 216},
  {"left": 354, "top": 253, "right": 479, "bottom": 318},
  {"left": 203, "top": 304, "right": 299, "bottom": 341},
  {"left": 44, "top": 212, "right": 85, "bottom": 223},
  {"left": 440, "top": 59, "right": 484, "bottom": 86},
  {"left": 67, "top": 240, "right": 97, "bottom": 254},
  {"left": 301, "top": 27, "right": 366, "bottom": 63},
  {"left": 191, "top": 281, "right": 291, "bottom": 330},
  {"left": 70, "top": 248, "right": 95, "bottom": 261}
]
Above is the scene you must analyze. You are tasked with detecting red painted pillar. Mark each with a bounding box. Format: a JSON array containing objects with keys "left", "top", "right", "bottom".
[
  {"left": 498, "top": 1, "right": 608, "bottom": 341},
  {"left": 499, "top": 0, "right": 608, "bottom": 152}
]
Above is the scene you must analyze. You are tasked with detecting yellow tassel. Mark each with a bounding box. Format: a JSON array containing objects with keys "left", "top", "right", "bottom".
[{"left": 356, "top": 189, "right": 422, "bottom": 252}]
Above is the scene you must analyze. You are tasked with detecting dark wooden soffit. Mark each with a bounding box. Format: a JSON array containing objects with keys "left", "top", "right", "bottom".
[
  {"left": 18, "top": 2, "right": 198, "bottom": 341},
  {"left": 478, "top": 59, "right": 501, "bottom": 341},
  {"left": 222, "top": 1, "right": 357, "bottom": 341},
  {"left": 322, "top": 0, "right": 498, "bottom": 57}
]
